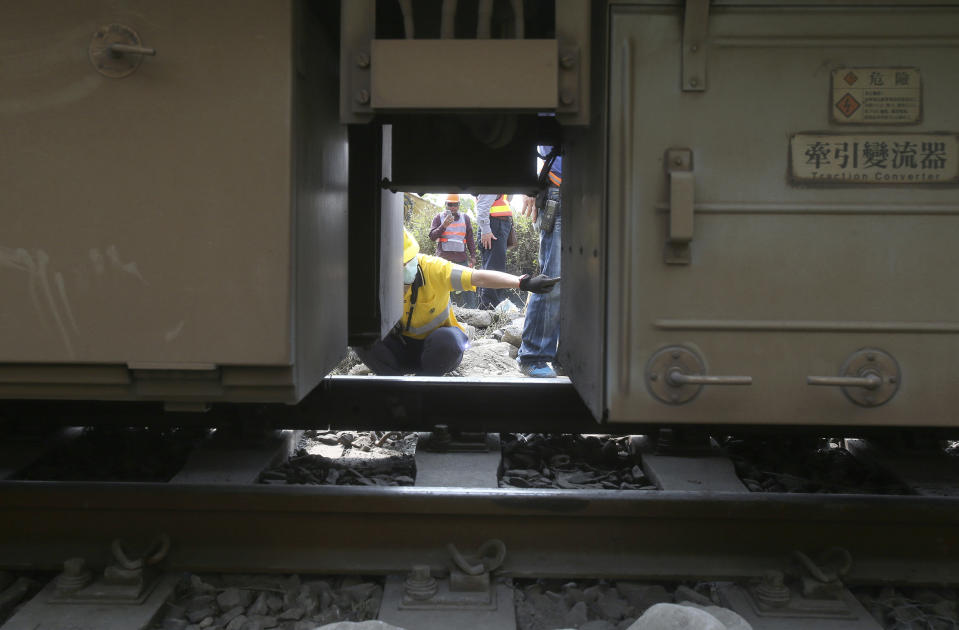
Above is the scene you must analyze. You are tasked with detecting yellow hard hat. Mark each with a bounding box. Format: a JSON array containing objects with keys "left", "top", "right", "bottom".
[{"left": 403, "top": 228, "right": 420, "bottom": 264}]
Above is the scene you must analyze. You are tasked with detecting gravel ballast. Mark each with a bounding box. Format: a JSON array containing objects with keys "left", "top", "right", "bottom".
[
  {"left": 499, "top": 434, "right": 656, "bottom": 490},
  {"left": 259, "top": 431, "right": 417, "bottom": 487}
]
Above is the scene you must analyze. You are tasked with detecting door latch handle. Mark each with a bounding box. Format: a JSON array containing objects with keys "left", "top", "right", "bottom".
[
  {"left": 807, "top": 374, "right": 882, "bottom": 389},
  {"left": 89, "top": 24, "right": 154, "bottom": 78},
  {"left": 807, "top": 348, "right": 901, "bottom": 407},
  {"left": 109, "top": 43, "right": 156, "bottom": 57},
  {"left": 665, "top": 148, "right": 693, "bottom": 264},
  {"left": 646, "top": 346, "right": 751, "bottom": 405},
  {"left": 667, "top": 368, "right": 752, "bottom": 387}
]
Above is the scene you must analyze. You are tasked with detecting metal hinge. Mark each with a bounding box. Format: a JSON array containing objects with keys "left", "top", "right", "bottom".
[{"left": 682, "top": 0, "right": 710, "bottom": 92}]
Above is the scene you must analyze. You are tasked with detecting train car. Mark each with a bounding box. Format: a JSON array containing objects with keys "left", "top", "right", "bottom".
[{"left": 2, "top": 1, "right": 958, "bottom": 429}]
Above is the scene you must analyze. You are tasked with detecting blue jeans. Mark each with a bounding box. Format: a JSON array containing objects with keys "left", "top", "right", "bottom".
[
  {"left": 518, "top": 188, "right": 561, "bottom": 366},
  {"left": 477, "top": 216, "right": 512, "bottom": 309},
  {"left": 356, "top": 326, "right": 469, "bottom": 376}
]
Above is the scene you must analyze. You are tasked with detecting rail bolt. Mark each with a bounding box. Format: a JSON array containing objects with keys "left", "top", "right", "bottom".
[
  {"left": 404, "top": 565, "right": 438, "bottom": 601},
  {"left": 56, "top": 557, "right": 92, "bottom": 592},
  {"left": 754, "top": 570, "right": 791, "bottom": 607}
]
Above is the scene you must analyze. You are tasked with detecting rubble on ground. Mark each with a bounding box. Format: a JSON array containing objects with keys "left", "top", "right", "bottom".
[
  {"left": 340, "top": 304, "right": 531, "bottom": 378},
  {"left": 258, "top": 431, "right": 416, "bottom": 486},
  {"left": 499, "top": 434, "right": 657, "bottom": 490},
  {"left": 724, "top": 437, "right": 912, "bottom": 494},
  {"left": 514, "top": 580, "right": 752, "bottom": 630},
  {"left": 153, "top": 574, "right": 383, "bottom": 630}
]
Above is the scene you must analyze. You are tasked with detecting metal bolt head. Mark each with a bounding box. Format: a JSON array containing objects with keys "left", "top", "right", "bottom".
[
  {"left": 673, "top": 156, "right": 683, "bottom": 166},
  {"left": 560, "top": 91, "right": 575, "bottom": 106},
  {"left": 671, "top": 352, "right": 681, "bottom": 360},
  {"left": 763, "top": 570, "right": 785, "bottom": 587},
  {"left": 560, "top": 54, "right": 576, "bottom": 69},
  {"left": 888, "top": 376, "right": 897, "bottom": 384},
  {"left": 649, "top": 373, "right": 658, "bottom": 381},
  {"left": 405, "top": 564, "right": 438, "bottom": 601},
  {"left": 866, "top": 353, "right": 875, "bottom": 361},
  {"left": 63, "top": 557, "right": 87, "bottom": 576},
  {"left": 355, "top": 89, "right": 370, "bottom": 104},
  {"left": 690, "top": 44, "right": 699, "bottom": 53},
  {"left": 410, "top": 565, "right": 431, "bottom": 580},
  {"left": 355, "top": 52, "right": 370, "bottom": 68},
  {"left": 689, "top": 77, "right": 699, "bottom": 87}
]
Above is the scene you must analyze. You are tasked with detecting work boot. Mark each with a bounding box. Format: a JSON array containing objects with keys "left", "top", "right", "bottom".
[{"left": 518, "top": 360, "right": 556, "bottom": 378}]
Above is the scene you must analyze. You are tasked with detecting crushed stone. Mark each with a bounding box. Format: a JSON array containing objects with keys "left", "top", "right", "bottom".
[
  {"left": 259, "top": 431, "right": 417, "bottom": 486},
  {"left": 723, "top": 437, "right": 913, "bottom": 494},
  {"left": 499, "top": 434, "right": 656, "bottom": 490},
  {"left": 153, "top": 574, "right": 383, "bottom": 630}
]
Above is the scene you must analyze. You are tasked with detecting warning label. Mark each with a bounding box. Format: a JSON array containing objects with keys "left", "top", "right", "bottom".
[
  {"left": 831, "top": 68, "right": 921, "bottom": 124},
  {"left": 791, "top": 134, "right": 959, "bottom": 184}
]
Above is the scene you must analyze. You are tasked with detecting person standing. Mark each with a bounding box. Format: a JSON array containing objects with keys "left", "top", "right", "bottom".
[
  {"left": 517, "top": 146, "right": 562, "bottom": 378},
  {"left": 428, "top": 194, "right": 476, "bottom": 268},
  {"left": 475, "top": 193, "right": 513, "bottom": 309},
  {"left": 356, "top": 229, "right": 558, "bottom": 376}
]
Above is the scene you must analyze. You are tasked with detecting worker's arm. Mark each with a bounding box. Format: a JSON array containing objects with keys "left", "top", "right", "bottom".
[
  {"left": 471, "top": 269, "right": 519, "bottom": 289},
  {"left": 471, "top": 269, "right": 559, "bottom": 293},
  {"left": 522, "top": 195, "right": 538, "bottom": 222},
  {"left": 475, "top": 195, "right": 495, "bottom": 236}
]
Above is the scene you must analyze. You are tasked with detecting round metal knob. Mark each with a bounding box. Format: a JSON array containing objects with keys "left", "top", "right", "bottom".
[{"left": 89, "top": 24, "right": 155, "bottom": 78}]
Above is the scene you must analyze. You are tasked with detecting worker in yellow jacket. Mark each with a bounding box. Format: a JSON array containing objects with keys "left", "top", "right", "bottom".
[{"left": 356, "top": 229, "right": 558, "bottom": 376}]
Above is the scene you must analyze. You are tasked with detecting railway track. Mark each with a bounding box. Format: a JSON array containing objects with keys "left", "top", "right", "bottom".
[
  {"left": 0, "top": 427, "right": 957, "bottom": 629},
  {"left": 1, "top": 482, "right": 957, "bottom": 582}
]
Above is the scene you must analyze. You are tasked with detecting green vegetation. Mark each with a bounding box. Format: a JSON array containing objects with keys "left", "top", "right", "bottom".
[{"left": 403, "top": 193, "right": 541, "bottom": 278}]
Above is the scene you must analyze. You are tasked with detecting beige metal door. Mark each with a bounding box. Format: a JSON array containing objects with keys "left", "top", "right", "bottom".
[
  {"left": 0, "top": 2, "right": 293, "bottom": 366},
  {"left": 607, "top": 2, "right": 959, "bottom": 426}
]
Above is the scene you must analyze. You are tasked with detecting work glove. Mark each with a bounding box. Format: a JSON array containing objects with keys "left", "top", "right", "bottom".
[{"left": 519, "top": 274, "right": 560, "bottom": 294}]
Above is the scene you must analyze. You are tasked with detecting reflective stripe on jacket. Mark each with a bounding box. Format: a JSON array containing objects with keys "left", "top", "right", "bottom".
[
  {"left": 401, "top": 255, "right": 475, "bottom": 340},
  {"left": 489, "top": 195, "right": 512, "bottom": 217},
  {"left": 438, "top": 216, "right": 467, "bottom": 252}
]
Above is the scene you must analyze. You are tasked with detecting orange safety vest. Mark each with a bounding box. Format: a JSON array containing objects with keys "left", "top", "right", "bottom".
[
  {"left": 438, "top": 215, "right": 467, "bottom": 252},
  {"left": 548, "top": 171, "right": 562, "bottom": 187},
  {"left": 489, "top": 194, "right": 512, "bottom": 217}
]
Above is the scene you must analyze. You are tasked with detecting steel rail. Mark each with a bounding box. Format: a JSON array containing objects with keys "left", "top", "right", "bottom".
[{"left": 1, "top": 482, "right": 957, "bottom": 585}]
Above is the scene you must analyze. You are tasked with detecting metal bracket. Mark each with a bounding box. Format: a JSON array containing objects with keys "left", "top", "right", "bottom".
[
  {"left": 720, "top": 549, "right": 865, "bottom": 621},
  {"left": 396, "top": 540, "right": 507, "bottom": 611},
  {"left": 665, "top": 148, "right": 694, "bottom": 264},
  {"left": 556, "top": 0, "right": 591, "bottom": 125},
  {"left": 682, "top": 0, "right": 710, "bottom": 92},
  {"left": 340, "top": 0, "right": 590, "bottom": 124},
  {"left": 51, "top": 535, "right": 170, "bottom": 605},
  {"left": 340, "top": 0, "right": 375, "bottom": 123}
]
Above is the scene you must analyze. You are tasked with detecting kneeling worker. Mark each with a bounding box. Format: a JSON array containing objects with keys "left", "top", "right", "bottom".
[{"left": 357, "top": 229, "right": 559, "bottom": 376}]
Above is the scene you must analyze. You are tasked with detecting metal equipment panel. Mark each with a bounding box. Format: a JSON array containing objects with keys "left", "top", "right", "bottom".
[
  {"left": 0, "top": 2, "right": 293, "bottom": 366},
  {"left": 370, "top": 40, "right": 558, "bottom": 110},
  {"left": 607, "top": 3, "right": 959, "bottom": 425}
]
